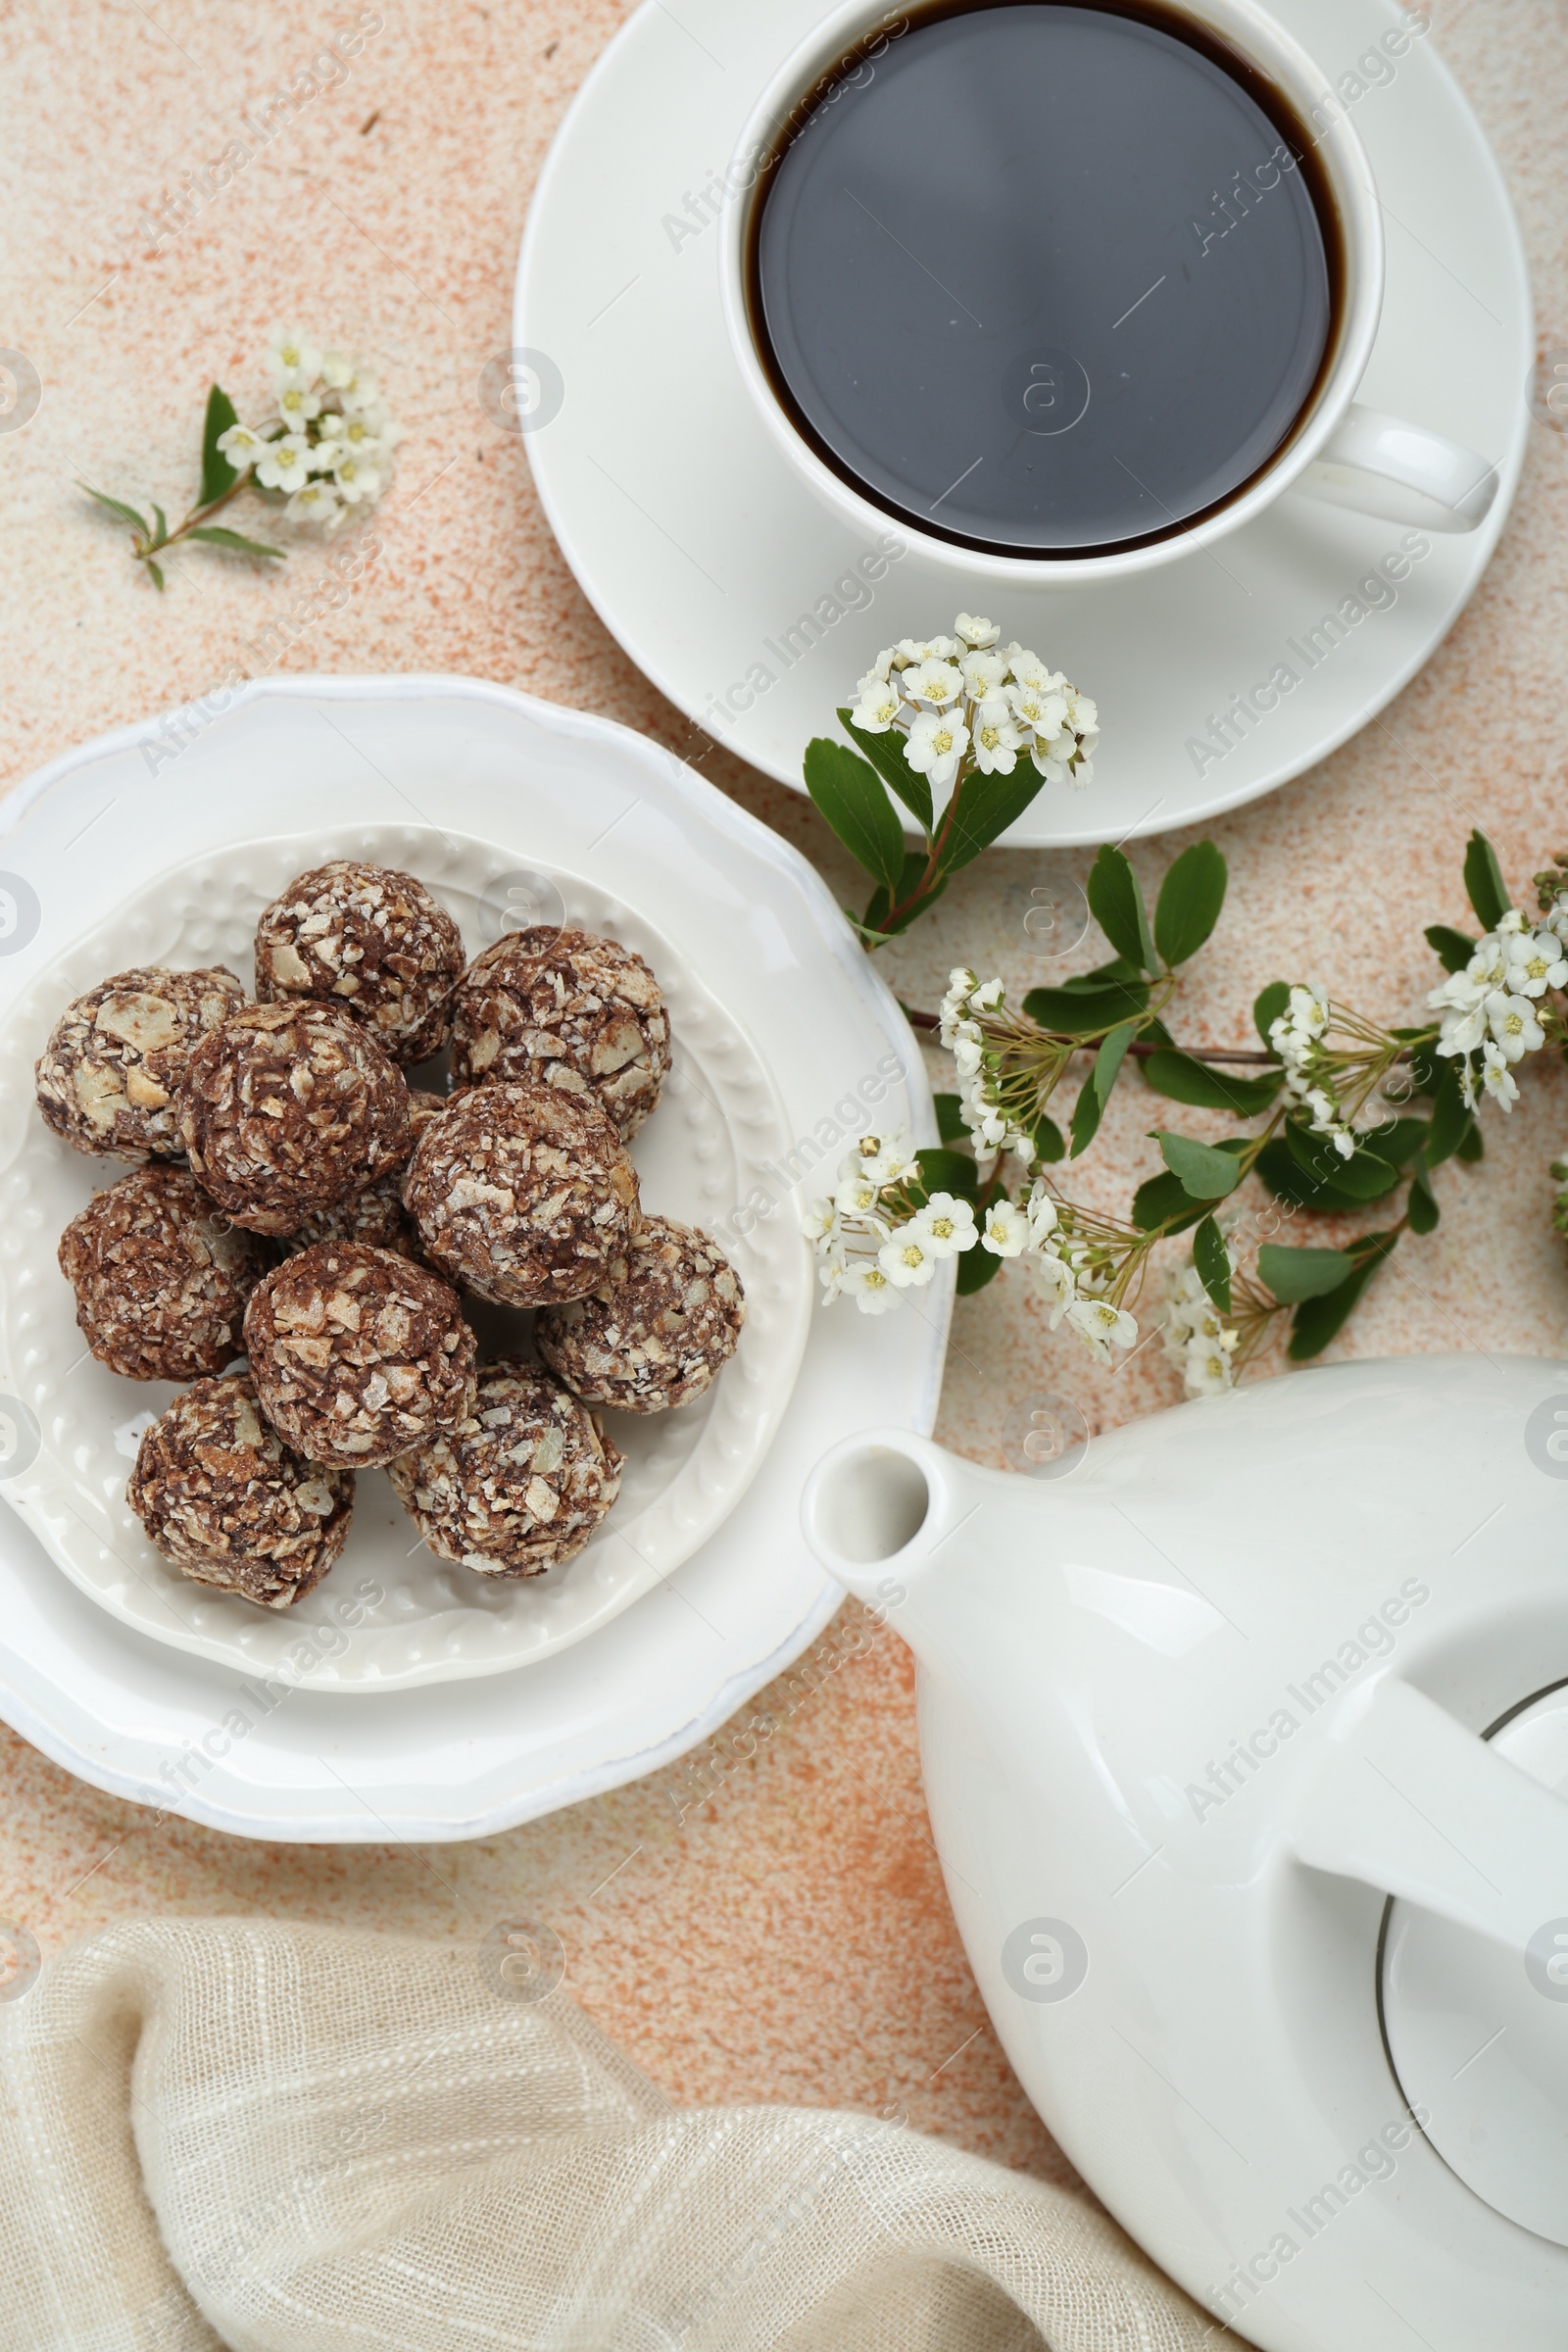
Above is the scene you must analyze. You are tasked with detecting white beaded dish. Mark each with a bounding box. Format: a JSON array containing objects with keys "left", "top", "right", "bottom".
[{"left": 0, "top": 827, "right": 811, "bottom": 1690}]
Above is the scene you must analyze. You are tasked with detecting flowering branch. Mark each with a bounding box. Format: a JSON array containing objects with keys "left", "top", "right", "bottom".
[{"left": 79, "top": 328, "right": 395, "bottom": 590}]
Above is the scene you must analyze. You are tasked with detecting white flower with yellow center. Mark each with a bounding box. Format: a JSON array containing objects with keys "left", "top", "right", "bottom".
[
  {"left": 910, "top": 1194, "right": 977, "bottom": 1257},
  {"left": 1027, "top": 1248, "right": 1076, "bottom": 1327},
  {"left": 834, "top": 1172, "right": 889, "bottom": 1224},
  {"left": 854, "top": 1132, "right": 914, "bottom": 1185},
  {"left": 215, "top": 421, "right": 267, "bottom": 471},
  {"left": 801, "top": 1200, "right": 837, "bottom": 1243},
  {"left": 842, "top": 1262, "right": 902, "bottom": 1313},
  {"left": 904, "top": 659, "right": 964, "bottom": 708},
  {"left": 1481, "top": 1041, "right": 1520, "bottom": 1109},
  {"left": 1065, "top": 1298, "right": 1139, "bottom": 1360},
  {"left": 285, "top": 476, "right": 343, "bottom": 527},
  {"left": 959, "top": 649, "right": 1007, "bottom": 697},
  {"left": 956, "top": 612, "right": 1000, "bottom": 648},
  {"left": 982, "top": 1200, "right": 1031, "bottom": 1256},
  {"left": 1184, "top": 1333, "right": 1235, "bottom": 1396},
  {"left": 1505, "top": 927, "right": 1568, "bottom": 998},
  {"left": 877, "top": 1224, "right": 939, "bottom": 1288},
  {"left": 905, "top": 710, "right": 969, "bottom": 791},
  {"left": 970, "top": 698, "right": 1025, "bottom": 776},
  {"left": 276, "top": 381, "right": 322, "bottom": 432},
  {"left": 331, "top": 452, "right": 382, "bottom": 505},
  {"left": 255, "top": 433, "right": 314, "bottom": 494},
  {"left": 851, "top": 676, "right": 903, "bottom": 733},
  {"left": 268, "top": 326, "right": 321, "bottom": 387},
  {"left": 1485, "top": 990, "right": 1544, "bottom": 1062}
]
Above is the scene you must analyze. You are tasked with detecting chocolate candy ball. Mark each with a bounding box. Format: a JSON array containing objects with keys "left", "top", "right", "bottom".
[
  {"left": 279, "top": 1090, "right": 448, "bottom": 1261},
  {"left": 402, "top": 1082, "right": 639, "bottom": 1308},
  {"left": 449, "top": 926, "right": 670, "bottom": 1138},
  {"left": 127, "top": 1373, "right": 354, "bottom": 1608},
  {"left": 177, "top": 1001, "right": 412, "bottom": 1237},
  {"left": 58, "top": 1165, "right": 270, "bottom": 1383},
  {"left": 35, "top": 966, "right": 248, "bottom": 1161},
  {"left": 244, "top": 1241, "right": 476, "bottom": 1467},
  {"left": 254, "top": 860, "right": 466, "bottom": 1063},
  {"left": 388, "top": 1359, "right": 621, "bottom": 1577},
  {"left": 536, "top": 1215, "right": 745, "bottom": 1412}
]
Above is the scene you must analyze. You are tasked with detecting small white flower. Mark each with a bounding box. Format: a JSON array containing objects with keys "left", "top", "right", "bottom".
[
  {"left": 1485, "top": 990, "right": 1544, "bottom": 1062},
  {"left": 904, "top": 658, "right": 964, "bottom": 708},
  {"left": 1006, "top": 681, "right": 1069, "bottom": 740},
  {"left": 1545, "top": 892, "right": 1568, "bottom": 944},
  {"left": 877, "top": 1224, "right": 939, "bottom": 1289},
  {"left": 842, "top": 1261, "right": 902, "bottom": 1314},
  {"left": 970, "top": 698, "right": 1025, "bottom": 776},
  {"left": 854, "top": 1131, "right": 915, "bottom": 1185},
  {"left": 851, "top": 677, "right": 903, "bottom": 733},
  {"left": 835, "top": 1172, "right": 888, "bottom": 1223},
  {"left": 1066, "top": 1298, "right": 1139, "bottom": 1360},
  {"left": 316, "top": 410, "right": 385, "bottom": 457},
  {"left": 893, "top": 638, "right": 932, "bottom": 667},
  {"left": 215, "top": 421, "right": 267, "bottom": 471},
  {"left": 958, "top": 649, "right": 1008, "bottom": 697},
  {"left": 1465, "top": 935, "right": 1509, "bottom": 992},
  {"left": 923, "top": 634, "right": 960, "bottom": 660},
  {"left": 1066, "top": 757, "right": 1094, "bottom": 791},
  {"left": 285, "top": 475, "right": 343, "bottom": 527},
  {"left": 318, "top": 349, "right": 359, "bottom": 391},
  {"left": 1024, "top": 1183, "right": 1058, "bottom": 1242},
  {"left": 1064, "top": 691, "right": 1098, "bottom": 737},
  {"left": 970, "top": 977, "right": 1004, "bottom": 1010},
  {"left": 267, "top": 326, "right": 321, "bottom": 387},
  {"left": 330, "top": 451, "right": 382, "bottom": 505},
  {"left": 1027, "top": 1248, "right": 1076, "bottom": 1326},
  {"left": 1498, "top": 907, "right": 1530, "bottom": 936},
  {"left": 955, "top": 612, "right": 1000, "bottom": 648},
  {"left": 801, "top": 1200, "right": 837, "bottom": 1243},
  {"left": 982, "top": 1200, "right": 1031, "bottom": 1256},
  {"left": 333, "top": 363, "right": 383, "bottom": 417},
  {"left": 817, "top": 1241, "right": 848, "bottom": 1302},
  {"left": 254, "top": 432, "right": 314, "bottom": 493},
  {"left": 275, "top": 380, "right": 321, "bottom": 432},
  {"left": 1481, "top": 1041, "right": 1520, "bottom": 1108},
  {"left": 1505, "top": 927, "right": 1568, "bottom": 997},
  {"left": 1006, "top": 650, "right": 1059, "bottom": 695},
  {"left": 911, "top": 1194, "right": 977, "bottom": 1257},
  {"left": 1183, "top": 1333, "right": 1234, "bottom": 1396},
  {"left": 863, "top": 647, "right": 897, "bottom": 682},
  {"left": 905, "top": 710, "right": 969, "bottom": 792}
]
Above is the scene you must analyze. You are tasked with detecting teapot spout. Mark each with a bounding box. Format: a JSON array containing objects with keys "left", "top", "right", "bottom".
[{"left": 800, "top": 1429, "right": 979, "bottom": 1612}]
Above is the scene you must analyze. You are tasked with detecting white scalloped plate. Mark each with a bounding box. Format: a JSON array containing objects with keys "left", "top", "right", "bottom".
[{"left": 0, "top": 827, "right": 811, "bottom": 1690}]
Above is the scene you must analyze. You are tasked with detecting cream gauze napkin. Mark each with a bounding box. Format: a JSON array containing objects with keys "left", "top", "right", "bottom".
[{"left": 0, "top": 1920, "right": 1216, "bottom": 2351}]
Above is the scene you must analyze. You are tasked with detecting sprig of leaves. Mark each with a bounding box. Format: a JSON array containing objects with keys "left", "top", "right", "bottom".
[{"left": 79, "top": 385, "right": 284, "bottom": 589}]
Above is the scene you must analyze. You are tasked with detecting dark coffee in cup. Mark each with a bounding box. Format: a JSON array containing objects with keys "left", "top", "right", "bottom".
[{"left": 747, "top": 0, "right": 1342, "bottom": 558}]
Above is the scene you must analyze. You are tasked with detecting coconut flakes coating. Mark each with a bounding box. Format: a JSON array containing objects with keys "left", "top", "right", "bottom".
[
  {"left": 254, "top": 860, "right": 466, "bottom": 1063},
  {"left": 279, "top": 1090, "right": 448, "bottom": 1261},
  {"left": 449, "top": 926, "right": 671, "bottom": 1138},
  {"left": 244, "top": 1241, "right": 476, "bottom": 1467},
  {"left": 402, "top": 1082, "right": 640, "bottom": 1308},
  {"left": 177, "top": 1001, "right": 412, "bottom": 1237},
  {"left": 389, "top": 1358, "right": 621, "bottom": 1577},
  {"left": 126, "top": 1373, "right": 354, "bottom": 1608},
  {"left": 535, "top": 1215, "right": 745, "bottom": 1412},
  {"left": 58, "top": 1165, "right": 270, "bottom": 1384},
  {"left": 35, "top": 966, "right": 248, "bottom": 1162}
]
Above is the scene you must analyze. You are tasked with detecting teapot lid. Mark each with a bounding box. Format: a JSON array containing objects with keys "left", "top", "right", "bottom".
[{"left": 1380, "top": 1683, "right": 1568, "bottom": 2246}]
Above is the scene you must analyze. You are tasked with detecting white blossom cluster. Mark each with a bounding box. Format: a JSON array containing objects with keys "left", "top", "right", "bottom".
[
  {"left": 803, "top": 1128, "right": 1139, "bottom": 1363},
  {"left": 1269, "top": 984, "right": 1357, "bottom": 1157},
  {"left": 1427, "top": 903, "right": 1567, "bottom": 1110},
  {"left": 216, "top": 328, "right": 396, "bottom": 531},
  {"left": 850, "top": 614, "right": 1098, "bottom": 793},
  {"left": 1162, "top": 1261, "right": 1238, "bottom": 1397},
  {"left": 939, "top": 965, "right": 1034, "bottom": 1168}
]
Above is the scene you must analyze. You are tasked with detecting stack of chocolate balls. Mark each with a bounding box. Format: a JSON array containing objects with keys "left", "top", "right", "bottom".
[{"left": 39, "top": 859, "right": 746, "bottom": 1610}]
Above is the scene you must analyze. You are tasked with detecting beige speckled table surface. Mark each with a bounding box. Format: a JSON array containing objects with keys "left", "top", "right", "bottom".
[{"left": 1, "top": 0, "right": 1565, "bottom": 2212}]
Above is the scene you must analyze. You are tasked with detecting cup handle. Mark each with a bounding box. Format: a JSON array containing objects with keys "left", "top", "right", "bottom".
[{"left": 1292, "top": 403, "right": 1499, "bottom": 534}]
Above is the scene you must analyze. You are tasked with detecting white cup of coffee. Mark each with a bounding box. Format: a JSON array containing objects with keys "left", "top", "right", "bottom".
[{"left": 718, "top": 0, "right": 1497, "bottom": 588}]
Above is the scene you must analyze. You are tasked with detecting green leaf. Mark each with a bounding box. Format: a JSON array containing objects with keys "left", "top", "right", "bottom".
[
  {"left": 803, "top": 739, "right": 906, "bottom": 895},
  {"left": 1253, "top": 981, "right": 1291, "bottom": 1051},
  {"left": 1155, "top": 1130, "right": 1245, "bottom": 1200},
  {"left": 186, "top": 525, "right": 285, "bottom": 559},
  {"left": 199, "top": 383, "right": 241, "bottom": 509},
  {"left": 1257, "top": 1243, "right": 1357, "bottom": 1302},
  {"left": 1424, "top": 1062, "right": 1474, "bottom": 1168},
  {"left": 836, "top": 709, "right": 932, "bottom": 834},
  {"left": 1424, "top": 923, "right": 1476, "bottom": 975},
  {"left": 937, "top": 766, "right": 1049, "bottom": 876},
  {"left": 1254, "top": 1137, "right": 1371, "bottom": 1214},
  {"left": 1462, "top": 830, "right": 1510, "bottom": 932},
  {"left": 1407, "top": 1158, "right": 1440, "bottom": 1234},
  {"left": 911, "top": 1147, "right": 980, "bottom": 1202},
  {"left": 1131, "top": 1170, "right": 1210, "bottom": 1236},
  {"left": 1032, "top": 1113, "right": 1065, "bottom": 1164},
  {"left": 956, "top": 1241, "right": 1003, "bottom": 1296},
  {"left": 933, "top": 1092, "right": 968, "bottom": 1145},
  {"left": 1068, "top": 1017, "right": 1140, "bottom": 1157},
  {"left": 1022, "top": 980, "right": 1150, "bottom": 1035},
  {"left": 150, "top": 503, "right": 169, "bottom": 546},
  {"left": 80, "top": 482, "right": 149, "bottom": 536},
  {"left": 1057, "top": 957, "right": 1145, "bottom": 993},
  {"left": 1193, "top": 1213, "right": 1232, "bottom": 1312},
  {"left": 1361, "top": 1116, "right": 1428, "bottom": 1172},
  {"left": 1139, "top": 1049, "right": 1282, "bottom": 1116},
  {"left": 145, "top": 557, "right": 165, "bottom": 591},
  {"left": 1284, "top": 1118, "right": 1398, "bottom": 1200},
  {"left": 1153, "top": 840, "right": 1227, "bottom": 968},
  {"left": 1288, "top": 1233, "right": 1398, "bottom": 1360},
  {"left": 1455, "top": 1120, "right": 1485, "bottom": 1163},
  {"left": 1087, "top": 844, "right": 1156, "bottom": 973}
]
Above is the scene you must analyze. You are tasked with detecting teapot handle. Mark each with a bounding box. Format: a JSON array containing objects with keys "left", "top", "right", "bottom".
[{"left": 1288, "top": 1676, "right": 1568, "bottom": 1952}]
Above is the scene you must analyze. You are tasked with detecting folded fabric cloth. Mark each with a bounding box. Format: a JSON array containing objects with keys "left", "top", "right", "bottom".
[{"left": 0, "top": 1919, "right": 1214, "bottom": 2350}]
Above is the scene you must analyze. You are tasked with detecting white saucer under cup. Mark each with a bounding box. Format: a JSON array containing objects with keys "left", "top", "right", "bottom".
[{"left": 515, "top": 0, "right": 1530, "bottom": 846}]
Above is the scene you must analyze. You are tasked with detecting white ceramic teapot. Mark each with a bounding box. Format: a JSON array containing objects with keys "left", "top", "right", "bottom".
[{"left": 801, "top": 1355, "right": 1568, "bottom": 2351}]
